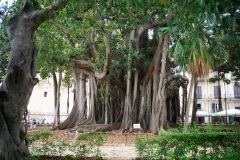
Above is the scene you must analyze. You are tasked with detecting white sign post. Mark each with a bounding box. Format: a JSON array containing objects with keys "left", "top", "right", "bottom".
[
  {"left": 133, "top": 124, "right": 141, "bottom": 129},
  {"left": 133, "top": 123, "right": 141, "bottom": 133}
]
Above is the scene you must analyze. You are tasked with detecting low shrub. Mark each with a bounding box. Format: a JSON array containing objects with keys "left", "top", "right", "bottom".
[{"left": 136, "top": 129, "right": 240, "bottom": 159}]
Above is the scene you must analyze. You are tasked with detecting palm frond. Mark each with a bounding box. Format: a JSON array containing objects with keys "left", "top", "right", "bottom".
[
  {"left": 209, "top": 42, "right": 228, "bottom": 66},
  {"left": 169, "top": 40, "right": 184, "bottom": 64}
]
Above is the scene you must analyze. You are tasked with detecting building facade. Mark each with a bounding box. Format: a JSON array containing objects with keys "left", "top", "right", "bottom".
[
  {"left": 27, "top": 76, "right": 74, "bottom": 123},
  {"left": 196, "top": 72, "right": 240, "bottom": 113},
  {"left": 181, "top": 72, "right": 240, "bottom": 124}
]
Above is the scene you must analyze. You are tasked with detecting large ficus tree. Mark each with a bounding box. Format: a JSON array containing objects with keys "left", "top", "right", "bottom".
[
  {"left": 48, "top": 0, "right": 179, "bottom": 134},
  {"left": 0, "top": 0, "right": 69, "bottom": 159}
]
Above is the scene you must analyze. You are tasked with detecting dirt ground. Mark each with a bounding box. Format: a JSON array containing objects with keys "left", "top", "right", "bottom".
[
  {"left": 100, "top": 145, "right": 137, "bottom": 160},
  {"left": 28, "top": 126, "right": 157, "bottom": 159}
]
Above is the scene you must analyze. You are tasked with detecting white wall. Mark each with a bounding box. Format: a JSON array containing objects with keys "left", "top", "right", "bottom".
[{"left": 28, "top": 76, "right": 74, "bottom": 123}]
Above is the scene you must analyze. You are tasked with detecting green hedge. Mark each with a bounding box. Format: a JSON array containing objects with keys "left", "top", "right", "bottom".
[{"left": 136, "top": 132, "right": 240, "bottom": 160}]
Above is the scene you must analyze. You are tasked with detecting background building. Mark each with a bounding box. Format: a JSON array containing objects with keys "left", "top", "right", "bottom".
[
  {"left": 27, "top": 76, "right": 74, "bottom": 124},
  {"left": 181, "top": 72, "right": 240, "bottom": 124}
]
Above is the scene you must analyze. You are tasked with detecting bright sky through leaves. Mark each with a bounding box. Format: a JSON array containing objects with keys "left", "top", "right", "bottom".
[{"left": 0, "top": 0, "right": 13, "bottom": 7}]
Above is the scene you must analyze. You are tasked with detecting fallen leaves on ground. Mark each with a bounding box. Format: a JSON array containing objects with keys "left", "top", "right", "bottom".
[{"left": 28, "top": 126, "right": 157, "bottom": 145}]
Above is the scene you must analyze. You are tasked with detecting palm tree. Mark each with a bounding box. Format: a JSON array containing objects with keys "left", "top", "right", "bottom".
[{"left": 176, "top": 38, "right": 212, "bottom": 132}]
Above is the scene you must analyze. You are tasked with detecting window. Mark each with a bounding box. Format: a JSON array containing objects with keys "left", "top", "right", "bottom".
[
  {"left": 215, "top": 104, "right": 219, "bottom": 111},
  {"left": 214, "top": 86, "right": 219, "bottom": 99},
  {"left": 197, "top": 104, "right": 201, "bottom": 110},
  {"left": 234, "top": 85, "right": 240, "bottom": 98},
  {"left": 235, "top": 107, "right": 240, "bottom": 110},
  {"left": 44, "top": 92, "right": 47, "bottom": 97},
  {"left": 212, "top": 103, "right": 219, "bottom": 113},
  {"left": 196, "top": 86, "right": 202, "bottom": 99}
]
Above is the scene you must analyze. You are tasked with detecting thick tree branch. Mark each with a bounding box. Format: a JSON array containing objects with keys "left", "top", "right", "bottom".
[
  {"left": 36, "top": 0, "right": 70, "bottom": 24},
  {"left": 110, "top": 75, "right": 125, "bottom": 92},
  {"left": 130, "top": 19, "right": 161, "bottom": 42},
  {"left": 166, "top": 74, "right": 189, "bottom": 84},
  {"left": 140, "top": 37, "right": 163, "bottom": 84},
  {"left": 72, "top": 60, "right": 94, "bottom": 72},
  {"left": 166, "top": 61, "right": 177, "bottom": 71},
  {"left": 94, "top": 32, "right": 111, "bottom": 80},
  {"left": 89, "top": 32, "right": 97, "bottom": 59},
  {"left": 129, "top": 19, "right": 163, "bottom": 50}
]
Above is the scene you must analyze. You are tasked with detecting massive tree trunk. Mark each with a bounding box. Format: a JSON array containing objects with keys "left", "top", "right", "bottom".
[
  {"left": 121, "top": 45, "right": 132, "bottom": 131},
  {"left": 139, "top": 80, "right": 152, "bottom": 131},
  {"left": 53, "top": 71, "right": 87, "bottom": 129},
  {"left": 0, "top": 1, "right": 69, "bottom": 159},
  {"left": 79, "top": 73, "right": 97, "bottom": 125},
  {"left": 159, "top": 36, "right": 169, "bottom": 132},
  {"left": 74, "top": 73, "right": 97, "bottom": 128},
  {"left": 132, "top": 70, "right": 140, "bottom": 124}
]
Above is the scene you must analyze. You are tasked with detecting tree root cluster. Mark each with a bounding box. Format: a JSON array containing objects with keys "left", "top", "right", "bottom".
[{"left": 71, "top": 123, "right": 121, "bottom": 134}]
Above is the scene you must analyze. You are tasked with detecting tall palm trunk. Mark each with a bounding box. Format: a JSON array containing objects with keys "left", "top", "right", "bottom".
[
  {"left": 217, "top": 70, "right": 222, "bottom": 110},
  {"left": 191, "top": 80, "right": 198, "bottom": 125},
  {"left": 183, "top": 74, "right": 196, "bottom": 132}
]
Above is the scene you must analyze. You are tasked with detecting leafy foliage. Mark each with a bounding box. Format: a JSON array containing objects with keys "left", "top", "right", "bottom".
[
  {"left": 2, "top": 0, "right": 237, "bottom": 84},
  {"left": 162, "top": 0, "right": 234, "bottom": 77}
]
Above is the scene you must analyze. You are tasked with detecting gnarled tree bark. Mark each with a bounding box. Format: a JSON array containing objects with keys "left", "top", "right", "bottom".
[
  {"left": 0, "top": 1, "right": 69, "bottom": 159},
  {"left": 52, "top": 71, "right": 62, "bottom": 127},
  {"left": 54, "top": 71, "right": 88, "bottom": 130}
]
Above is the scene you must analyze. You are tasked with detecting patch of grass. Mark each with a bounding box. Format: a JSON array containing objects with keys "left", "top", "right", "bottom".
[{"left": 29, "top": 130, "right": 53, "bottom": 143}]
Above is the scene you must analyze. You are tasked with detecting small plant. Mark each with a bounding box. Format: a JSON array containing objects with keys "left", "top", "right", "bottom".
[
  {"left": 230, "top": 116, "right": 234, "bottom": 124},
  {"left": 177, "top": 117, "right": 183, "bottom": 132},
  {"left": 29, "top": 130, "right": 53, "bottom": 143},
  {"left": 205, "top": 122, "right": 213, "bottom": 132},
  {"left": 188, "top": 122, "right": 200, "bottom": 133},
  {"left": 76, "top": 132, "right": 105, "bottom": 157},
  {"left": 167, "top": 127, "right": 180, "bottom": 133}
]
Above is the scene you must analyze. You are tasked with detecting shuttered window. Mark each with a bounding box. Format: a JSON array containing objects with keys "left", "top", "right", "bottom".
[
  {"left": 196, "top": 86, "right": 202, "bottom": 99},
  {"left": 214, "top": 86, "right": 219, "bottom": 99},
  {"left": 234, "top": 85, "right": 240, "bottom": 98},
  {"left": 212, "top": 103, "right": 219, "bottom": 113},
  {"left": 197, "top": 104, "right": 201, "bottom": 110},
  {"left": 44, "top": 91, "right": 47, "bottom": 97}
]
